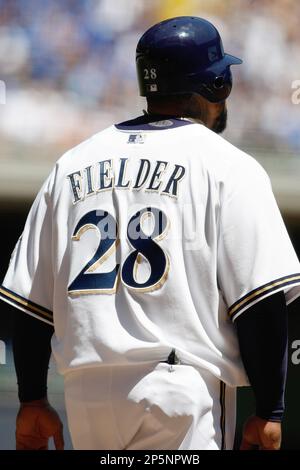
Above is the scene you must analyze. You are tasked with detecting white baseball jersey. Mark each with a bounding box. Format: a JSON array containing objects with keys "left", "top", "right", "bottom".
[{"left": 1, "top": 115, "right": 300, "bottom": 387}]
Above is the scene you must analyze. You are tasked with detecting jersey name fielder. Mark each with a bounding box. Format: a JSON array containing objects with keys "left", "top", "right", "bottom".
[
  {"left": 67, "top": 156, "right": 185, "bottom": 203},
  {"left": 1, "top": 115, "right": 300, "bottom": 388}
]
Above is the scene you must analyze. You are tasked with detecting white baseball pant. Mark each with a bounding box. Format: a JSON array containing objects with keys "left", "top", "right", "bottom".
[{"left": 64, "top": 361, "right": 236, "bottom": 450}]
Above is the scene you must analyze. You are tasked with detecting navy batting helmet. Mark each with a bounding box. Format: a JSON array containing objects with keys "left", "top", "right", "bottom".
[{"left": 136, "top": 16, "right": 242, "bottom": 103}]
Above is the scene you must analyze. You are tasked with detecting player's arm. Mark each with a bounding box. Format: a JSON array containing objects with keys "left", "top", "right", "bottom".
[
  {"left": 13, "top": 310, "right": 64, "bottom": 450},
  {"left": 235, "top": 291, "right": 288, "bottom": 450}
]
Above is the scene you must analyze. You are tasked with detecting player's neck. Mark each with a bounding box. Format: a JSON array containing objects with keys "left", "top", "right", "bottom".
[
  {"left": 147, "top": 104, "right": 183, "bottom": 119},
  {"left": 146, "top": 98, "right": 207, "bottom": 127}
]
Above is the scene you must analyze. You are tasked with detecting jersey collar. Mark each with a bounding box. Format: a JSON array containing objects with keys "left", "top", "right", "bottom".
[{"left": 115, "top": 114, "right": 195, "bottom": 131}]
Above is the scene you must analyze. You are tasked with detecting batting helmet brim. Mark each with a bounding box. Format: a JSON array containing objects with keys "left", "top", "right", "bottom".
[{"left": 204, "top": 54, "right": 243, "bottom": 74}]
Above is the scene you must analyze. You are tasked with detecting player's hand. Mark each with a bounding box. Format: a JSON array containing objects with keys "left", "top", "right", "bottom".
[
  {"left": 240, "top": 415, "right": 281, "bottom": 451},
  {"left": 16, "top": 398, "right": 64, "bottom": 450}
]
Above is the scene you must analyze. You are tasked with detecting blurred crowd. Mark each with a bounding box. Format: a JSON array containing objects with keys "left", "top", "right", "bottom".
[{"left": 0, "top": 0, "right": 299, "bottom": 163}]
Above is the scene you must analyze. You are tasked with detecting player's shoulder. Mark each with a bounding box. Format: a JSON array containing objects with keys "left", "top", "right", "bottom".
[
  {"left": 190, "top": 123, "right": 269, "bottom": 182},
  {"left": 43, "top": 125, "right": 115, "bottom": 196}
]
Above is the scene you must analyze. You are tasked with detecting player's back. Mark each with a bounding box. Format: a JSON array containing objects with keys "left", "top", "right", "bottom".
[
  {"left": 46, "top": 114, "right": 254, "bottom": 385},
  {"left": 2, "top": 115, "right": 264, "bottom": 386},
  {"left": 4, "top": 113, "right": 300, "bottom": 385}
]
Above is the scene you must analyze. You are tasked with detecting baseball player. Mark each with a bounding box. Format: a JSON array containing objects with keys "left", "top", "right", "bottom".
[{"left": 1, "top": 16, "right": 300, "bottom": 451}]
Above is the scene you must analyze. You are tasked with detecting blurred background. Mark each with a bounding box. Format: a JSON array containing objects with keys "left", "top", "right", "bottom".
[{"left": 0, "top": 0, "right": 299, "bottom": 450}]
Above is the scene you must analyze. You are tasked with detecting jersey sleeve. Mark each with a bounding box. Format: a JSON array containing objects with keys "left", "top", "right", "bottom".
[
  {"left": 0, "top": 173, "right": 55, "bottom": 325},
  {"left": 217, "top": 158, "right": 300, "bottom": 322}
]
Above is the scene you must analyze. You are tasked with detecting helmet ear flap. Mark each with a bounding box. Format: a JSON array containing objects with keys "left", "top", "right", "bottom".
[
  {"left": 193, "top": 66, "right": 233, "bottom": 103},
  {"left": 213, "top": 76, "right": 225, "bottom": 89}
]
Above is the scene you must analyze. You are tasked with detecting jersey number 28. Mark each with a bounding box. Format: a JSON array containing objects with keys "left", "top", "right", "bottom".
[{"left": 68, "top": 207, "right": 169, "bottom": 295}]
